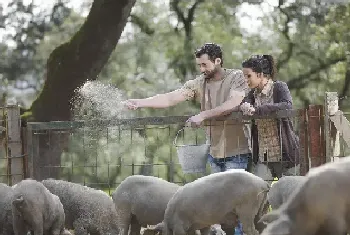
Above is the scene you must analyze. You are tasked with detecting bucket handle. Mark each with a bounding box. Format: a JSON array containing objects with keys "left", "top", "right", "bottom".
[
  {"left": 173, "top": 126, "right": 209, "bottom": 147},
  {"left": 173, "top": 127, "right": 185, "bottom": 146}
]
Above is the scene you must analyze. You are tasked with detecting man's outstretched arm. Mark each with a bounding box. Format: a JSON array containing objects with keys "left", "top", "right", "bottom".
[
  {"left": 125, "top": 89, "right": 188, "bottom": 109},
  {"left": 125, "top": 78, "right": 198, "bottom": 110}
]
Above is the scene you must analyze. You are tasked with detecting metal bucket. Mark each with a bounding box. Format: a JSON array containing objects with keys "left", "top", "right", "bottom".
[{"left": 173, "top": 128, "right": 210, "bottom": 174}]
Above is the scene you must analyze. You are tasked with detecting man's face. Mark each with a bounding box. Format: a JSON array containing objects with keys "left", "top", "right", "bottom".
[{"left": 196, "top": 54, "right": 221, "bottom": 78}]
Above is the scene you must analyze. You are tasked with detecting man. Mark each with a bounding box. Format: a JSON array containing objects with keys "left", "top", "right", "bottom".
[
  {"left": 126, "top": 42, "right": 251, "bottom": 235},
  {"left": 125, "top": 42, "right": 252, "bottom": 173}
]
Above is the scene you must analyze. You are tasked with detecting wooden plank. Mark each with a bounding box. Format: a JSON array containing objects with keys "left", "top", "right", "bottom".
[
  {"left": 330, "top": 111, "right": 350, "bottom": 149},
  {"left": 324, "top": 92, "right": 340, "bottom": 162},
  {"left": 25, "top": 124, "right": 35, "bottom": 179},
  {"left": 7, "top": 105, "right": 23, "bottom": 185},
  {"left": 307, "top": 105, "right": 326, "bottom": 168}
]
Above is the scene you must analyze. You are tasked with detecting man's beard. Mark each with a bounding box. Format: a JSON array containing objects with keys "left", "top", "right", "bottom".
[{"left": 204, "top": 68, "right": 218, "bottom": 79}]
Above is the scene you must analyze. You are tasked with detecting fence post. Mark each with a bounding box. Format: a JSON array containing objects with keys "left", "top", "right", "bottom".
[
  {"left": 25, "top": 123, "right": 35, "bottom": 179},
  {"left": 6, "top": 105, "right": 23, "bottom": 185},
  {"left": 298, "top": 108, "right": 309, "bottom": 175},
  {"left": 307, "top": 105, "right": 326, "bottom": 168},
  {"left": 324, "top": 92, "right": 339, "bottom": 163},
  {"left": 21, "top": 124, "right": 28, "bottom": 178}
]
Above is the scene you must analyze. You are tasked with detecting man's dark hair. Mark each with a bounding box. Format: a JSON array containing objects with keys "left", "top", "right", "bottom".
[
  {"left": 241, "top": 54, "right": 276, "bottom": 80},
  {"left": 195, "top": 43, "right": 223, "bottom": 66}
]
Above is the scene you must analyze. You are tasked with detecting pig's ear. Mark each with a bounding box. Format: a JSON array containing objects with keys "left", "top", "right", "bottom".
[
  {"left": 263, "top": 215, "right": 292, "bottom": 235},
  {"left": 147, "top": 222, "right": 164, "bottom": 232},
  {"left": 61, "top": 229, "right": 72, "bottom": 235},
  {"left": 258, "top": 210, "right": 280, "bottom": 224},
  {"left": 12, "top": 195, "right": 25, "bottom": 209},
  {"left": 153, "top": 222, "right": 164, "bottom": 232}
]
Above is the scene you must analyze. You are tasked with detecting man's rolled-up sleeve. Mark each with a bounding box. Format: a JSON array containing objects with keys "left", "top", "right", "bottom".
[
  {"left": 175, "top": 77, "right": 201, "bottom": 101},
  {"left": 229, "top": 70, "right": 249, "bottom": 99}
]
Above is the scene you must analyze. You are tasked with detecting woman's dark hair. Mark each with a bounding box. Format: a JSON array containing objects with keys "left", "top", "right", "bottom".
[
  {"left": 241, "top": 54, "right": 276, "bottom": 80},
  {"left": 195, "top": 43, "right": 223, "bottom": 66}
]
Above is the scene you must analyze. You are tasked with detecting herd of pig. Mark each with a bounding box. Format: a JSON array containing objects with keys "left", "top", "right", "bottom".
[{"left": 1, "top": 156, "right": 350, "bottom": 235}]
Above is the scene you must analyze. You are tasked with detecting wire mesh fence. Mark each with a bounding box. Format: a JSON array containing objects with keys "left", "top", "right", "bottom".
[{"left": 24, "top": 109, "right": 317, "bottom": 194}]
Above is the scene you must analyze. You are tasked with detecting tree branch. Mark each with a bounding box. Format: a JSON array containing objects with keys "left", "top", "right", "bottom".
[
  {"left": 187, "top": 0, "right": 204, "bottom": 24},
  {"left": 276, "top": 0, "right": 294, "bottom": 71},
  {"left": 185, "top": 0, "right": 204, "bottom": 38},
  {"left": 171, "top": 0, "right": 204, "bottom": 39},
  {"left": 287, "top": 56, "right": 346, "bottom": 90},
  {"left": 129, "top": 14, "right": 155, "bottom": 35},
  {"left": 169, "top": 0, "right": 204, "bottom": 81},
  {"left": 171, "top": 0, "right": 186, "bottom": 27}
]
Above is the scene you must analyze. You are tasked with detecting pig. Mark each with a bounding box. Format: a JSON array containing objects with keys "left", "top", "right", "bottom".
[
  {"left": 151, "top": 170, "right": 269, "bottom": 235},
  {"left": 112, "top": 175, "right": 181, "bottom": 235},
  {"left": 259, "top": 156, "right": 350, "bottom": 235},
  {"left": 267, "top": 175, "right": 307, "bottom": 210},
  {"left": 11, "top": 179, "right": 69, "bottom": 235},
  {"left": 0, "top": 183, "right": 14, "bottom": 235},
  {"left": 42, "top": 179, "right": 119, "bottom": 235}
]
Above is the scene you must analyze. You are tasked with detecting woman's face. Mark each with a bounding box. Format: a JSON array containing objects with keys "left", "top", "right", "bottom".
[{"left": 243, "top": 68, "right": 261, "bottom": 89}]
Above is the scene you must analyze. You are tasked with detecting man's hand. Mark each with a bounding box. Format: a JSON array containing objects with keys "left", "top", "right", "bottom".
[
  {"left": 124, "top": 99, "right": 140, "bottom": 110},
  {"left": 186, "top": 113, "right": 205, "bottom": 127}
]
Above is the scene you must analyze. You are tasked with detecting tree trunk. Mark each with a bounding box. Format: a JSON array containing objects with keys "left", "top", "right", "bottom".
[{"left": 28, "top": 0, "right": 136, "bottom": 181}]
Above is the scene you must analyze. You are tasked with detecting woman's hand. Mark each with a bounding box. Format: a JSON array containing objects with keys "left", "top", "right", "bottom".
[{"left": 240, "top": 102, "right": 255, "bottom": 116}]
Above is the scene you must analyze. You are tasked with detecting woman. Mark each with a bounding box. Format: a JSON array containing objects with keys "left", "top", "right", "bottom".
[{"left": 240, "top": 54, "right": 300, "bottom": 179}]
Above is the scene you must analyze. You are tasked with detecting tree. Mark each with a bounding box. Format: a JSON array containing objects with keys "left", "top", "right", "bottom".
[
  {"left": 317, "top": 4, "right": 350, "bottom": 109},
  {"left": 26, "top": 0, "right": 136, "bottom": 180}
]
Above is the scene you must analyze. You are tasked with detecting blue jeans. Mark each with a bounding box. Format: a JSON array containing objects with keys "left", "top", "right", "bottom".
[{"left": 208, "top": 153, "right": 251, "bottom": 173}]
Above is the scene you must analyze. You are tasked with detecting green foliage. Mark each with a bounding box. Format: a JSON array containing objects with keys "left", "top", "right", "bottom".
[{"left": 0, "top": 0, "right": 72, "bottom": 87}]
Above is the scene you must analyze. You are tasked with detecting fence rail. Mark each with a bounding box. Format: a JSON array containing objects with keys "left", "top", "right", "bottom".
[{"left": 26, "top": 109, "right": 302, "bottom": 130}]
